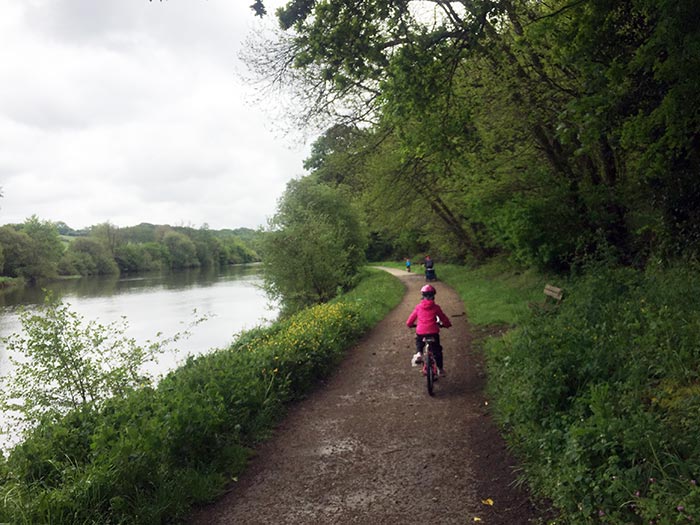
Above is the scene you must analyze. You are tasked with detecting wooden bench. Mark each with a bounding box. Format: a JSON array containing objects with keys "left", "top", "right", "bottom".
[{"left": 529, "top": 284, "right": 564, "bottom": 312}]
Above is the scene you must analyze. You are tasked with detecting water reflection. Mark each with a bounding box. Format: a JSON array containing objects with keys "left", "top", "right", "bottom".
[
  {"left": 0, "top": 264, "right": 276, "bottom": 375},
  {"left": 0, "top": 264, "right": 263, "bottom": 306}
]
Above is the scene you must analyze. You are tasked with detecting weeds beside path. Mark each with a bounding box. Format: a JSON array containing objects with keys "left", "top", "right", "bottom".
[{"left": 189, "top": 268, "right": 546, "bottom": 524}]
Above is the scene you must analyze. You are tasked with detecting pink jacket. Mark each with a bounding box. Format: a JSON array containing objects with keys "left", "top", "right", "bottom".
[{"left": 406, "top": 299, "right": 452, "bottom": 335}]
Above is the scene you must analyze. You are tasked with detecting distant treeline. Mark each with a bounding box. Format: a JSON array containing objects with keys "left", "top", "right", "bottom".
[{"left": 0, "top": 216, "right": 260, "bottom": 283}]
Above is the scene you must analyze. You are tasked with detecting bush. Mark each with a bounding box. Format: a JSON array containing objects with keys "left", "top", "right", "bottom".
[
  {"left": 486, "top": 263, "right": 700, "bottom": 523},
  {"left": 0, "top": 296, "right": 171, "bottom": 433}
]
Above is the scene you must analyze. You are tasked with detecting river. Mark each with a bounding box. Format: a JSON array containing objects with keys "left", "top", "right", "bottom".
[{"left": 0, "top": 264, "right": 277, "bottom": 378}]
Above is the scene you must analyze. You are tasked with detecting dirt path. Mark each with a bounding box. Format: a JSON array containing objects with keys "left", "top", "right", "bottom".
[{"left": 189, "top": 268, "right": 545, "bottom": 524}]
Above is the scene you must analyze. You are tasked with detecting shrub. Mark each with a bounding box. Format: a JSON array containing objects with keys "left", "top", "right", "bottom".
[
  {"left": 486, "top": 263, "right": 700, "bottom": 523},
  {"left": 0, "top": 296, "right": 171, "bottom": 434}
]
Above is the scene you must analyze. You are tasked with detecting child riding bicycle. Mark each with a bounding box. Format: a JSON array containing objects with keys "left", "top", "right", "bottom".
[{"left": 406, "top": 284, "right": 452, "bottom": 376}]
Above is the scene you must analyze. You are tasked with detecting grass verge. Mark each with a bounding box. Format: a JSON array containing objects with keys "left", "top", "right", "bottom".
[
  {"left": 437, "top": 260, "right": 555, "bottom": 326},
  {"left": 438, "top": 259, "right": 700, "bottom": 524}
]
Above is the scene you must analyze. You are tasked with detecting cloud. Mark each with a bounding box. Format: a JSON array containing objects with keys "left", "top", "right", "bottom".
[{"left": 0, "top": 0, "right": 309, "bottom": 231}]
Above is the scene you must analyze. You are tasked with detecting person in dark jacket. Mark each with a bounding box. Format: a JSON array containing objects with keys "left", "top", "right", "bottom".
[{"left": 423, "top": 255, "right": 437, "bottom": 281}]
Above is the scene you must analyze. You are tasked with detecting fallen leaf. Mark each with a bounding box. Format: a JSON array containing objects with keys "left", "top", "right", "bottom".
[{"left": 482, "top": 498, "right": 494, "bottom": 506}]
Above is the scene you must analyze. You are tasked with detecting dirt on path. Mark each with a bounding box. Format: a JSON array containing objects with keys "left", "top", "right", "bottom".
[{"left": 189, "top": 268, "right": 546, "bottom": 524}]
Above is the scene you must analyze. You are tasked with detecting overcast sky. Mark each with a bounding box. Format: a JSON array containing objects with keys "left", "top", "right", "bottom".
[{"left": 0, "top": 0, "right": 310, "bottom": 231}]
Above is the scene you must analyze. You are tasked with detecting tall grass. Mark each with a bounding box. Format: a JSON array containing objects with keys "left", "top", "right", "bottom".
[
  {"left": 0, "top": 268, "right": 404, "bottom": 524},
  {"left": 438, "top": 259, "right": 553, "bottom": 325},
  {"left": 485, "top": 263, "right": 700, "bottom": 524},
  {"left": 431, "top": 258, "right": 700, "bottom": 523}
]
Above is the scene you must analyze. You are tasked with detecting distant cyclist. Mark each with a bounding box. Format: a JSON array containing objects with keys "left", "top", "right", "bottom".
[{"left": 406, "top": 284, "right": 452, "bottom": 376}]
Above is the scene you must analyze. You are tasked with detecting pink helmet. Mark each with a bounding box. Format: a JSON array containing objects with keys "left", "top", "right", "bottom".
[{"left": 421, "top": 284, "right": 436, "bottom": 297}]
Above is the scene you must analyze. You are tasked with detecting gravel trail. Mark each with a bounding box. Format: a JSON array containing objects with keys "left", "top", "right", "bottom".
[{"left": 189, "top": 267, "right": 545, "bottom": 524}]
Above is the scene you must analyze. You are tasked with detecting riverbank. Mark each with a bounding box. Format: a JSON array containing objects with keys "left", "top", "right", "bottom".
[{"left": 0, "top": 268, "right": 404, "bottom": 524}]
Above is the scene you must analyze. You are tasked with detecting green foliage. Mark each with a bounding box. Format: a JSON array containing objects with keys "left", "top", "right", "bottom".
[
  {"left": 0, "top": 225, "right": 32, "bottom": 278},
  {"left": 264, "top": 0, "right": 700, "bottom": 268},
  {"left": 0, "top": 218, "right": 64, "bottom": 281},
  {"left": 303, "top": 126, "right": 425, "bottom": 262},
  {"left": 61, "top": 237, "right": 119, "bottom": 276},
  {"left": 261, "top": 177, "right": 367, "bottom": 314},
  {"left": 0, "top": 295, "right": 177, "bottom": 437},
  {"left": 19, "top": 216, "right": 65, "bottom": 280},
  {"left": 0, "top": 269, "right": 402, "bottom": 524},
  {"left": 161, "top": 231, "right": 199, "bottom": 269},
  {"left": 88, "top": 222, "right": 121, "bottom": 258},
  {"left": 113, "top": 242, "right": 164, "bottom": 272},
  {"left": 110, "top": 225, "right": 259, "bottom": 272},
  {"left": 438, "top": 260, "right": 551, "bottom": 326},
  {"left": 485, "top": 263, "right": 700, "bottom": 523}
]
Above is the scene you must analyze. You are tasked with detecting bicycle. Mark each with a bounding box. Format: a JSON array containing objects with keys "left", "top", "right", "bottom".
[{"left": 409, "top": 316, "right": 444, "bottom": 396}]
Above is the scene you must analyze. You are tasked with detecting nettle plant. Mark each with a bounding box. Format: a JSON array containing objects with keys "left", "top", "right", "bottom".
[{"left": 0, "top": 294, "right": 205, "bottom": 442}]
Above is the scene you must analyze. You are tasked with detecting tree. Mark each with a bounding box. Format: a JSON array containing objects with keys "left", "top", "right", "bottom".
[
  {"left": 90, "top": 222, "right": 121, "bottom": 256},
  {"left": 17, "top": 216, "right": 64, "bottom": 281},
  {"left": 246, "top": 0, "right": 503, "bottom": 125},
  {"left": 119, "top": 223, "right": 158, "bottom": 244},
  {"left": 54, "top": 221, "right": 77, "bottom": 236},
  {"left": 162, "top": 231, "right": 199, "bottom": 269},
  {"left": 0, "top": 226, "right": 32, "bottom": 278},
  {"left": 252, "top": 0, "right": 700, "bottom": 268},
  {"left": 261, "top": 177, "right": 367, "bottom": 314},
  {"left": 247, "top": 0, "right": 516, "bottom": 261},
  {"left": 303, "top": 120, "right": 486, "bottom": 262},
  {"left": 65, "top": 237, "right": 119, "bottom": 275}
]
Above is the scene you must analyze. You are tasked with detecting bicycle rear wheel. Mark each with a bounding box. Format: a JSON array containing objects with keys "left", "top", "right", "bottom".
[{"left": 425, "top": 349, "right": 435, "bottom": 396}]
